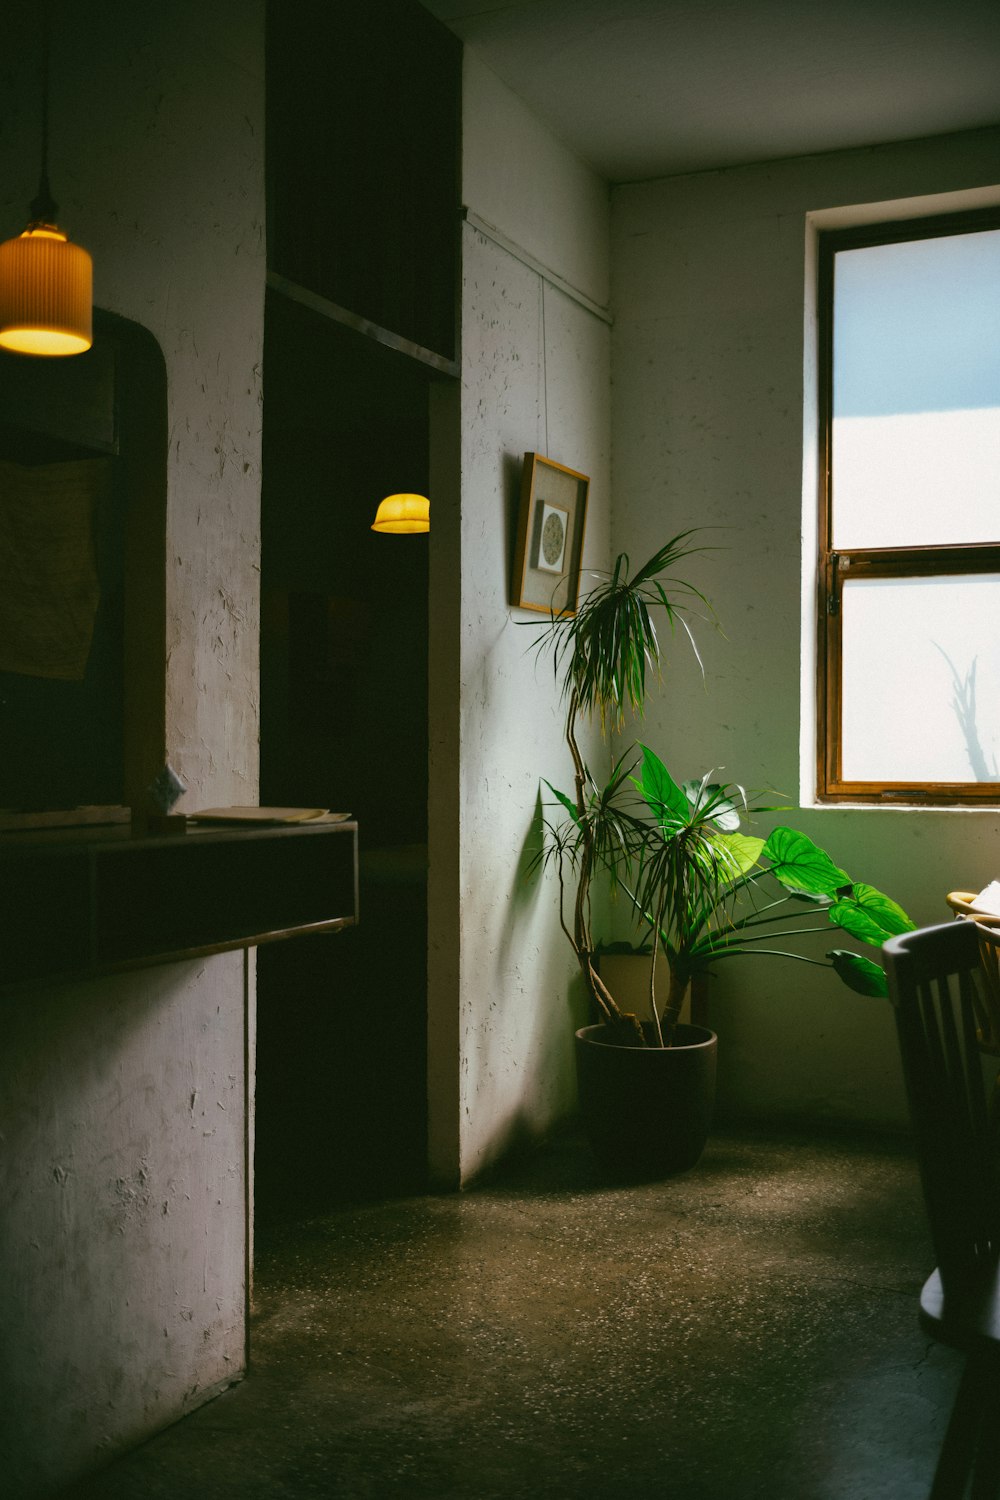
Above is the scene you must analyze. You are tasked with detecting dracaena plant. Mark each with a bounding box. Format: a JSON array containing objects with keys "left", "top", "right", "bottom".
[
  {"left": 530, "top": 535, "right": 915, "bottom": 1049},
  {"left": 529, "top": 534, "right": 714, "bottom": 1044},
  {"left": 621, "top": 744, "right": 916, "bottom": 1046}
]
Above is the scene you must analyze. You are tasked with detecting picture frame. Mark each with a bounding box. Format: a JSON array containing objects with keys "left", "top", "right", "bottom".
[{"left": 511, "top": 452, "right": 589, "bottom": 614}]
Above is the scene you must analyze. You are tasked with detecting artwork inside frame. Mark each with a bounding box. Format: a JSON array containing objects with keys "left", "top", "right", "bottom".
[{"left": 511, "top": 452, "right": 590, "bottom": 614}]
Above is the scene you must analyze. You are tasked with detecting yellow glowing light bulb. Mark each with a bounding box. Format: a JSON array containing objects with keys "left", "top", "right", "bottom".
[
  {"left": 371, "top": 494, "right": 430, "bottom": 533},
  {"left": 0, "top": 222, "right": 93, "bottom": 356}
]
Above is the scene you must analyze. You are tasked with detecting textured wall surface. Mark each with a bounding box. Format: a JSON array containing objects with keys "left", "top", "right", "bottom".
[
  {"left": 0, "top": 3, "right": 264, "bottom": 1494},
  {"left": 461, "top": 51, "right": 611, "bottom": 310},
  {"left": 610, "top": 126, "right": 1000, "bottom": 1130},
  {"left": 427, "top": 53, "right": 612, "bottom": 1186},
  {"left": 0, "top": 959, "right": 249, "bottom": 1495}
]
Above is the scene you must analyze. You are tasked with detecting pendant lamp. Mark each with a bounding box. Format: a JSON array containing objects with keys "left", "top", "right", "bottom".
[
  {"left": 371, "top": 494, "right": 430, "bottom": 533},
  {"left": 0, "top": 18, "right": 92, "bottom": 357}
]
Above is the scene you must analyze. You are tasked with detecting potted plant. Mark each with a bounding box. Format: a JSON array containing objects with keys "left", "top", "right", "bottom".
[
  {"left": 530, "top": 536, "right": 713, "bottom": 1039},
  {"left": 532, "top": 539, "right": 914, "bottom": 1177},
  {"left": 620, "top": 743, "right": 916, "bottom": 1038}
]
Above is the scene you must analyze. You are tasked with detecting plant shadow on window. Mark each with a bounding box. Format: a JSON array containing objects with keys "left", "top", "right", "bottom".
[{"left": 935, "top": 644, "right": 999, "bottom": 781}]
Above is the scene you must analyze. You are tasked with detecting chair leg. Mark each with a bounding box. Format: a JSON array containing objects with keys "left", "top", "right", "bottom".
[
  {"left": 932, "top": 1355, "right": 991, "bottom": 1500},
  {"left": 972, "top": 1425, "right": 1000, "bottom": 1499},
  {"left": 971, "top": 1349, "right": 1000, "bottom": 1499}
]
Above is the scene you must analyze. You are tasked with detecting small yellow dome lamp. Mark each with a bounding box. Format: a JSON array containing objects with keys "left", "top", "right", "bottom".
[
  {"left": 371, "top": 493, "right": 430, "bottom": 534},
  {"left": 0, "top": 20, "right": 92, "bottom": 357}
]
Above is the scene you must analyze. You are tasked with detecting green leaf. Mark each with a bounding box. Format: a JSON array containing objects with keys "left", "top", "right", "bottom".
[
  {"left": 527, "top": 532, "right": 714, "bottom": 733},
  {"left": 764, "top": 827, "right": 851, "bottom": 897},
  {"left": 829, "top": 883, "right": 916, "bottom": 947},
  {"left": 600, "top": 754, "right": 639, "bottom": 804},
  {"left": 828, "top": 949, "right": 888, "bottom": 997},
  {"left": 682, "top": 778, "right": 741, "bottom": 832},
  {"left": 849, "top": 882, "right": 915, "bottom": 935},
  {"left": 635, "top": 744, "right": 689, "bottom": 823},
  {"left": 713, "top": 831, "right": 765, "bottom": 880},
  {"left": 543, "top": 780, "right": 580, "bottom": 825}
]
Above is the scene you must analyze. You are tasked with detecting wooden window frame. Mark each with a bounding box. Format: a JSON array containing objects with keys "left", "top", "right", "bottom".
[{"left": 817, "top": 208, "right": 1000, "bottom": 807}]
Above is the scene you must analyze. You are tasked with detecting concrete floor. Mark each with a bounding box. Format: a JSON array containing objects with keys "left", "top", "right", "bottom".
[{"left": 61, "top": 1126, "right": 959, "bottom": 1499}]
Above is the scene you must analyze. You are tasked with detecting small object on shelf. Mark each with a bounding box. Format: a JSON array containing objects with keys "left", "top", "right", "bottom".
[
  {"left": 185, "top": 806, "right": 349, "bottom": 826},
  {"left": 148, "top": 762, "right": 187, "bottom": 815}
]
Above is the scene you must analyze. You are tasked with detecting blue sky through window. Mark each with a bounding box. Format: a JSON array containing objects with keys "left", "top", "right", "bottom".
[{"left": 834, "top": 228, "right": 1000, "bottom": 417}]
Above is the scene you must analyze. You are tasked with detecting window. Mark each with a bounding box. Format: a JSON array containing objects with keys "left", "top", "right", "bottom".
[{"left": 817, "top": 208, "right": 1000, "bottom": 805}]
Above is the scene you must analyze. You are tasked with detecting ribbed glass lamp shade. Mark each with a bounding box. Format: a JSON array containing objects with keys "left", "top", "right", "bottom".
[
  {"left": 371, "top": 493, "right": 430, "bottom": 533},
  {"left": 0, "top": 225, "right": 93, "bottom": 356}
]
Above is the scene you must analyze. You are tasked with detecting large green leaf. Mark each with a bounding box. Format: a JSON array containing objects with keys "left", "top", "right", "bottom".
[
  {"left": 764, "top": 827, "right": 851, "bottom": 897},
  {"left": 828, "top": 949, "right": 888, "bottom": 997},
  {"left": 635, "top": 744, "right": 689, "bottom": 824},
  {"left": 786, "top": 889, "right": 834, "bottom": 908},
  {"left": 543, "top": 780, "right": 580, "bottom": 825},
  {"left": 713, "top": 831, "right": 765, "bottom": 880},
  {"left": 829, "top": 883, "right": 916, "bottom": 946}
]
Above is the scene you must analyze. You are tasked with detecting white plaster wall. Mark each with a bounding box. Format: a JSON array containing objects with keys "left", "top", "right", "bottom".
[
  {"left": 461, "top": 50, "right": 611, "bottom": 310},
  {"left": 0, "top": 3, "right": 264, "bottom": 1493},
  {"left": 428, "top": 54, "right": 611, "bottom": 1185},
  {"left": 610, "top": 127, "right": 1000, "bottom": 1130}
]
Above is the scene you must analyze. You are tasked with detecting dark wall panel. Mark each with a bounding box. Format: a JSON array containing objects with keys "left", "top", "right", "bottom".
[{"left": 267, "top": 0, "right": 461, "bottom": 361}]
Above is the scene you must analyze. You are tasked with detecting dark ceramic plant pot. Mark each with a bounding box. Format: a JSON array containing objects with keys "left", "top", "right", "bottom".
[{"left": 574, "top": 1022, "right": 717, "bottom": 1179}]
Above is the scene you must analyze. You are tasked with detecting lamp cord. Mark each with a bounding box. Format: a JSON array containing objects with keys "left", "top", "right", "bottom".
[{"left": 29, "top": 7, "right": 58, "bottom": 225}]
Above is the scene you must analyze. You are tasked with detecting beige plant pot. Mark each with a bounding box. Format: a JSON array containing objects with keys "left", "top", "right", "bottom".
[{"left": 596, "top": 950, "right": 691, "bottom": 1028}]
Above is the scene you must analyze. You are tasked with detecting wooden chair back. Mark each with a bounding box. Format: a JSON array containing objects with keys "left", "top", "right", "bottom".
[
  {"left": 884, "top": 921, "right": 1000, "bottom": 1293},
  {"left": 946, "top": 891, "right": 1000, "bottom": 1055}
]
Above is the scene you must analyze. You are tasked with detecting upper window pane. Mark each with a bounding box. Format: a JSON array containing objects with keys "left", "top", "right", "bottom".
[{"left": 832, "top": 228, "right": 1000, "bottom": 550}]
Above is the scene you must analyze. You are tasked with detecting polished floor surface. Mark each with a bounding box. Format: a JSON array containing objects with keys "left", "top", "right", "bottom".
[{"left": 62, "top": 1126, "right": 959, "bottom": 1499}]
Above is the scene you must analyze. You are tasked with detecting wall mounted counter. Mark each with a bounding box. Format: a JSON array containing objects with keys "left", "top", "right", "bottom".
[{"left": 0, "top": 818, "right": 359, "bottom": 989}]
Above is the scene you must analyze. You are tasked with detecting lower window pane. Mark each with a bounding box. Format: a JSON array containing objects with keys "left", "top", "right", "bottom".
[{"left": 841, "top": 574, "right": 1000, "bottom": 784}]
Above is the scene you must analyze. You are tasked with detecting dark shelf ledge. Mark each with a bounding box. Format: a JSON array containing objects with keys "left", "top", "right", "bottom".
[{"left": 0, "top": 819, "right": 358, "bottom": 990}]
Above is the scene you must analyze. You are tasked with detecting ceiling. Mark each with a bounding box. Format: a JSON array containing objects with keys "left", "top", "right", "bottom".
[{"left": 419, "top": 0, "right": 1000, "bottom": 183}]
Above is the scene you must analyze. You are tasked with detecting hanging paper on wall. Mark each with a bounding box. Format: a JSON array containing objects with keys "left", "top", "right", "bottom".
[{"left": 0, "top": 458, "right": 108, "bottom": 680}]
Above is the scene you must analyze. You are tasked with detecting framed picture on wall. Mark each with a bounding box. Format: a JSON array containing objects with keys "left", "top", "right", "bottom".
[{"left": 511, "top": 452, "right": 589, "bottom": 614}]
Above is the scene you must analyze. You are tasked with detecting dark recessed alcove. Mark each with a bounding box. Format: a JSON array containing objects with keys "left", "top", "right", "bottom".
[
  {"left": 260, "top": 289, "right": 431, "bottom": 846},
  {"left": 0, "top": 309, "right": 166, "bottom": 818},
  {"left": 257, "top": 287, "right": 434, "bottom": 1214},
  {"left": 259, "top": 0, "right": 460, "bottom": 1216}
]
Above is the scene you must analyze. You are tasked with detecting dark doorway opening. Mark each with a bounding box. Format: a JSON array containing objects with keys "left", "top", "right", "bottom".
[{"left": 255, "top": 288, "right": 431, "bottom": 1218}]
